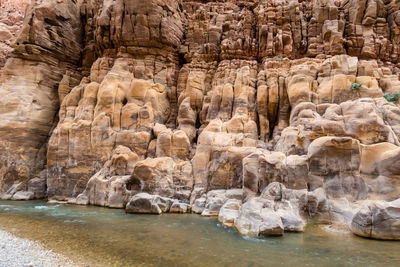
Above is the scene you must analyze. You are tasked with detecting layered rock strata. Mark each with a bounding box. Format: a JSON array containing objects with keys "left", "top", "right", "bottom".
[
  {"left": 0, "top": 0, "right": 83, "bottom": 199},
  {"left": 1, "top": 0, "right": 400, "bottom": 240},
  {"left": 0, "top": 0, "right": 29, "bottom": 68}
]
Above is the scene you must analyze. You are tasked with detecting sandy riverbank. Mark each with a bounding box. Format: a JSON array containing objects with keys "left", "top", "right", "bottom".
[{"left": 0, "top": 230, "right": 77, "bottom": 267}]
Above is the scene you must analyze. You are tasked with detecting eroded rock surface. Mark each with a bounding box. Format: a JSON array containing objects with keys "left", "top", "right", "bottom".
[
  {"left": 0, "top": 0, "right": 400, "bottom": 240},
  {"left": 0, "top": 0, "right": 83, "bottom": 199},
  {"left": 351, "top": 199, "right": 400, "bottom": 240},
  {"left": 234, "top": 183, "right": 307, "bottom": 236},
  {"left": 0, "top": 0, "right": 29, "bottom": 68}
]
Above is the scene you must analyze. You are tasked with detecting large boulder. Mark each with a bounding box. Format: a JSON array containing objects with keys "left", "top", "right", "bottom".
[
  {"left": 125, "top": 193, "right": 189, "bottom": 214},
  {"left": 351, "top": 199, "right": 400, "bottom": 240},
  {"left": 201, "top": 189, "right": 243, "bottom": 216},
  {"left": 234, "top": 198, "right": 283, "bottom": 237},
  {"left": 131, "top": 157, "right": 193, "bottom": 200},
  {"left": 276, "top": 203, "right": 304, "bottom": 232},
  {"left": 126, "top": 193, "right": 162, "bottom": 214},
  {"left": 218, "top": 199, "right": 242, "bottom": 227},
  {"left": 169, "top": 201, "right": 189, "bottom": 213},
  {"left": 74, "top": 146, "right": 138, "bottom": 208},
  {"left": 234, "top": 183, "right": 305, "bottom": 236}
]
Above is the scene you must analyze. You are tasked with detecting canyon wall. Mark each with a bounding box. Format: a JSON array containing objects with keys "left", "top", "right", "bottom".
[
  {"left": 0, "top": 0, "right": 30, "bottom": 68},
  {"left": 1, "top": 0, "right": 400, "bottom": 239}
]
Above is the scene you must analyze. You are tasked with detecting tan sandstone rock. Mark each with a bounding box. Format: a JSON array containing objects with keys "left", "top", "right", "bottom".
[{"left": 0, "top": 0, "right": 400, "bottom": 241}]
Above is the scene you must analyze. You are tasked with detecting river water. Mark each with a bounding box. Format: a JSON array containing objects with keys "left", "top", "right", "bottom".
[{"left": 0, "top": 200, "right": 399, "bottom": 267}]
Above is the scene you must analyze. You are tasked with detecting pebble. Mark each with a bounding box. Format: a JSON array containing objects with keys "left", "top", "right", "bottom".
[{"left": 0, "top": 230, "right": 76, "bottom": 267}]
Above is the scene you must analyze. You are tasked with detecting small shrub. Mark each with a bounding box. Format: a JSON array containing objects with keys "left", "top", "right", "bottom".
[
  {"left": 351, "top": 83, "right": 362, "bottom": 93},
  {"left": 384, "top": 92, "right": 400, "bottom": 104}
]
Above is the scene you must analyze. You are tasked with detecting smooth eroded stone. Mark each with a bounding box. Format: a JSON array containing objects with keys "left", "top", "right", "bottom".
[
  {"left": 218, "top": 199, "right": 242, "bottom": 227},
  {"left": 259, "top": 208, "right": 284, "bottom": 236},
  {"left": 169, "top": 201, "right": 189, "bottom": 213},
  {"left": 126, "top": 193, "right": 162, "bottom": 214},
  {"left": 351, "top": 199, "right": 400, "bottom": 240},
  {"left": 11, "top": 191, "right": 34, "bottom": 200}
]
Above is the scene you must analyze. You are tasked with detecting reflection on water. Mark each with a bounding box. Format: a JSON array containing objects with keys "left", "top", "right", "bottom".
[{"left": 0, "top": 200, "right": 399, "bottom": 267}]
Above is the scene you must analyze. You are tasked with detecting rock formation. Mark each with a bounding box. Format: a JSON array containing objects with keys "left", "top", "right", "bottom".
[
  {"left": 1, "top": 0, "right": 400, "bottom": 240},
  {"left": 0, "top": 0, "right": 29, "bottom": 68},
  {"left": 351, "top": 199, "right": 400, "bottom": 240}
]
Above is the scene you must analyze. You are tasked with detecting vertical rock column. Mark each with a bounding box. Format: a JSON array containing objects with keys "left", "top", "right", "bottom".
[
  {"left": 0, "top": 0, "right": 30, "bottom": 68},
  {"left": 46, "top": 0, "right": 186, "bottom": 200},
  {"left": 0, "top": 0, "right": 82, "bottom": 199}
]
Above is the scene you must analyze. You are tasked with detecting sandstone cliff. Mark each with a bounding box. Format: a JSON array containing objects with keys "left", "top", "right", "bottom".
[
  {"left": 1, "top": 0, "right": 400, "bottom": 240},
  {"left": 0, "top": 0, "right": 29, "bottom": 68}
]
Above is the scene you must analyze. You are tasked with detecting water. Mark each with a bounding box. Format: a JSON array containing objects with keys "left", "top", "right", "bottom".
[{"left": 0, "top": 201, "right": 399, "bottom": 267}]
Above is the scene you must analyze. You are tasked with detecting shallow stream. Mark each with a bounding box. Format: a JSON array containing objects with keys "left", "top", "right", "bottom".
[{"left": 0, "top": 200, "right": 399, "bottom": 267}]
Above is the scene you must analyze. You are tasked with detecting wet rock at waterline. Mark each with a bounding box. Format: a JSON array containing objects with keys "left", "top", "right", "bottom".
[
  {"left": 125, "top": 193, "right": 189, "bottom": 214},
  {"left": 126, "top": 193, "right": 163, "bottom": 214},
  {"left": 200, "top": 189, "right": 243, "bottom": 216},
  {"left": 234, "top": 183, "right": 307, "bottom": 236},
  {"left": 218, "top": 199, "right": 242, "bottom": 227},
  {"left": 351, "top": 199, "right": 400, "bottom": 240}
]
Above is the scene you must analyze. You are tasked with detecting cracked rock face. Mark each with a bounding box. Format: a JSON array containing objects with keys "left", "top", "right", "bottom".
[
  {"left": 1, "top": 0, "right": 400, "bottom": 240},
  {"left": 351, "top": 199, "right": 400, "bottom": 240}
]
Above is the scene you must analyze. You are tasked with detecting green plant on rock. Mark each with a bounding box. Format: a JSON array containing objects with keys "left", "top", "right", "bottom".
[
  {"left": 384, "top": 92, "right": 400, "bottom": 104},
  {"left": 351, "top": 82, "right": 362, "bottom": 93}
]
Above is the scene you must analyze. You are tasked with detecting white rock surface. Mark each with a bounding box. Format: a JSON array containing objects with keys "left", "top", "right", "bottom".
[{"left": 0, "top": 230, "right": 76, "bottom": 267}]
